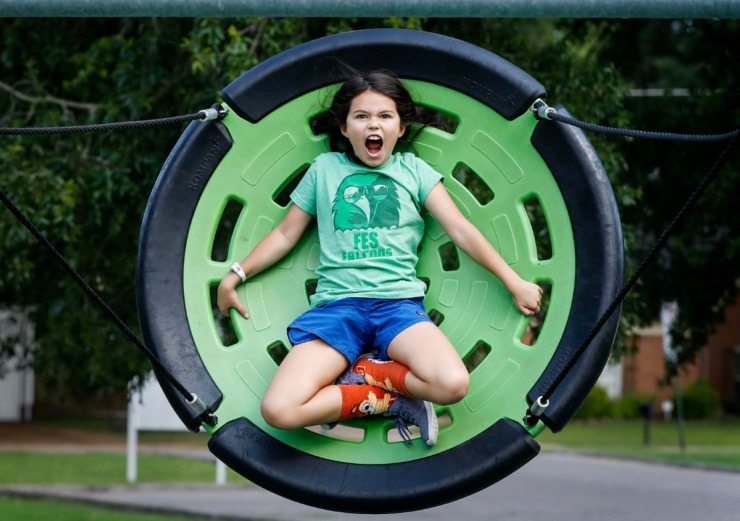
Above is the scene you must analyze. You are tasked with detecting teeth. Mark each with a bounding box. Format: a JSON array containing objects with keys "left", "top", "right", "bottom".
[{"left": 367, "top": 136, "right": 381, "bottom": 141}]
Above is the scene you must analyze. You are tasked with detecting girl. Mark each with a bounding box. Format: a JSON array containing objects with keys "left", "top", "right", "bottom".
[{"left": 218, "top": 69, "right": 542, "bottom": 446}]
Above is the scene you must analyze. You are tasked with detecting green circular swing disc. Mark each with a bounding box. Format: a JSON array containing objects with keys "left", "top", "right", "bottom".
[{"left": 182, "top": 81, "right": 573, "bottom": 464}]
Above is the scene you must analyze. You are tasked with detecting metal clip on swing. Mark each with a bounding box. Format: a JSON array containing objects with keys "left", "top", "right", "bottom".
[
  {"left": 187, "top": 393, "right": 218, "bottom": 427},
  {"left": 523, "top": 396, "right": 549, "bottom": 426},
  {"left": 532, "top": 100, "right": 557, "bottom": 121},
  {"left": 198, "top": 103, "right": 229, "bottom": 122}
]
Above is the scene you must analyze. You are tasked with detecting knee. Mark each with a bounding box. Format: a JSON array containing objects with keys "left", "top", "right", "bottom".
[
  {"left": 260, "top": 398, "right": 299, "bottom": 431},
  {"left": 433, "top": 369, "right": 469, "bottom": 405}
]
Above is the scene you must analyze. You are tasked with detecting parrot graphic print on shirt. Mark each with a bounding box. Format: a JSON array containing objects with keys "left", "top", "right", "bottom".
[{"left": 332, "top": 173, "right": 401, "bottom": 231}]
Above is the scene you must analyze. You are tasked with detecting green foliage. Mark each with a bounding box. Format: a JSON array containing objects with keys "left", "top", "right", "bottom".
[
  {"left": 574, "top": 386, "right": 655, "bottom": 420},
  {"left": 574, "top": 379, "right": 726, "bottom": 421},
  {"left": 1, "top": 19, "right": 204, "bottom": 398},
  {"left": 681, "top": 378, "right": 722, "bottom": 419},
  {"left": 602, "top": 20, "right": 740, "bottom": 376},
  {"left": 611, "top": 394, "right": 643, "bottom": 420},
  {"left": 574, "top": 385, "right": 613, "bottom": 420}
]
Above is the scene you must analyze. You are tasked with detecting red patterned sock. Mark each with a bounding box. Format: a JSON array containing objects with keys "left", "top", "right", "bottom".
[
  {"left": 338, "top": 384, "right": 398, "bottom": 419},
  {"left": 352, "top": 356, "right": 412, "bottom": 397}
]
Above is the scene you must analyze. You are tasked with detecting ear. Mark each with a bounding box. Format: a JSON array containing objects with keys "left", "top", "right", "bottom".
[
  {"left": 341, "top": 124, "right": 348, "bottom": 137},
  {"left": 399, "top": 124, "right": 407, "bottom": 138}
]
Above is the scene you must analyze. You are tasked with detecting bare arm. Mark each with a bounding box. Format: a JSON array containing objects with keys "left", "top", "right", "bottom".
[
  {"left": 217, "top": 204, "right": 314, "bottom": 318},
  {"left": 424, "top": 182, "right": 542, "bottom": 316}
]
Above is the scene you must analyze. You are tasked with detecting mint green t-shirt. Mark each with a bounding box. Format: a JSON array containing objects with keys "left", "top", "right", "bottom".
[{"left": 290, "top": 152, "right": 443, "bottom": 307}]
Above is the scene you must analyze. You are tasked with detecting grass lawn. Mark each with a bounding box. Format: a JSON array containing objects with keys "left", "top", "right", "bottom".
[
  {"left": 537, "top": 418, "right": 740, "bottom": 469},
  {"left": 0, "top": 452, "right": 244, "bottom": 486},
  {"left": 0, "top": 497, "right": 197, "bottom": 521},
  {"left": 0, "top": 450, "right": 246, "bottom": 520}
]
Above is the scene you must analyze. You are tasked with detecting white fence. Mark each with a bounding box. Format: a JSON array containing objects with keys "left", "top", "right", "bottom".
[
  {"left": 126, "top": 371, "right": 226, "bottom": 484},
  {"left": 0, "top": 310, "right": 34, "bottom": 422}
]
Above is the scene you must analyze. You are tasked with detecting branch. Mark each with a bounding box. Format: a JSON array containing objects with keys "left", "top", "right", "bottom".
[{"left": 0, "top": 79, "right": 101, "bottom": 115}]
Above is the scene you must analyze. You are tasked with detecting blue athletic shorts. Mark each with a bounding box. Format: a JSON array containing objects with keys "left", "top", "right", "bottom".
[{"left": 287, "top": 297, "right": 433, "bottom": 363}]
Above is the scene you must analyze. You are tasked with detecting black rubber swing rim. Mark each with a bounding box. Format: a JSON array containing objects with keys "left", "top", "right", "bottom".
[{"left": 136, "top": 29, "right": 623, "bottom": 514}]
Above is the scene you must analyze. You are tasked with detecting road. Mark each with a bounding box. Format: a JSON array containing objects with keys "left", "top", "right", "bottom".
[{"left": 2, "top": 452, "right": 738, "bottom": 521}]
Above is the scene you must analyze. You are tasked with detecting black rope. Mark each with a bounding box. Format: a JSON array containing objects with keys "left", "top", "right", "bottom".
[
  {"left": 0, "top": 108, "right": 225, "bottom": 426},
  {"left": 0, "top": 113, "right": 204, "bottom": 135},
  {"left": 535, "top": 103, "right": 739, "bottom": 143},
  {"left": 0, "top": 189, "right": 196, "bottom": 401},
  {"left": 524, "top": 108, "right": 740, "bottom": 425}
]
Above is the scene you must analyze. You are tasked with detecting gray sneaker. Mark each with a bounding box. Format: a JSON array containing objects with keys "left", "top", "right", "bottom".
[{"left": 386, "top": 395, "right": 438, "bottom": 447}]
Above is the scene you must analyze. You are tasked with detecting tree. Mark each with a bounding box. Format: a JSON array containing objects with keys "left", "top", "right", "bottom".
[
  {"left": 598, "top": 19, "right": 740, "bottom": 376},
  {"left": 1, "top": 19, "right": 206, "bottom": 398}
]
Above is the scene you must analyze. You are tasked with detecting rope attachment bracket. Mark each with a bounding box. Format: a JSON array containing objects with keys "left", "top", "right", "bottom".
[
  {"left": 531, "top": 100, "right": 556, "bottom": 120},
  {"left": 523, "top": 396, "right": 549, "bottom": 426},
  {"left": 198, "top": 103, "right": 229, "bottom": 122},
  {"left": 187, "top": 393, "right": 219, "bottom": 427}
]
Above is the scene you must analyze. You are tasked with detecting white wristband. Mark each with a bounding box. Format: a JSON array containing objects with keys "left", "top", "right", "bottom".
[{"left": 230, "top": 262, "right": 247, "bottom": 283}]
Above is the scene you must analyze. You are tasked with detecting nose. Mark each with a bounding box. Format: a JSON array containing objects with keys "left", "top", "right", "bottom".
[{"left": 367, "top": 116, "right": 379, "bottom": 129}]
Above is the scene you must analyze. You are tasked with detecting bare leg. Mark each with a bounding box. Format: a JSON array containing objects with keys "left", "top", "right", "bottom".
[
  {"left": 260, "top": 338, "right": 348, "bottom": 430},
  {"left": 387, "top": 322, "right": 469, "bottom": 405}
]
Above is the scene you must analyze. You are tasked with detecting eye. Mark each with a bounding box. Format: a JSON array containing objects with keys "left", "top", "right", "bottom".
[
  {"left": 343, "top": 186, "right": 361, "bottom": 203},
  {"left": 359, "top": 401, "right": 375, "bottom": 414}
]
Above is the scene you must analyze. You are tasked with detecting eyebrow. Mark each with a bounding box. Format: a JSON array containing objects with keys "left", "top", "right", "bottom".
[{"left": 350, "top": 109, "right": 396, "bottom": 116}]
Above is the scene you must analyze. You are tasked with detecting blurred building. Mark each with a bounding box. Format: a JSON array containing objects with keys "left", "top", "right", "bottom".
[{"left": 617, "top": 297, "right": 740, "bottom": 413}]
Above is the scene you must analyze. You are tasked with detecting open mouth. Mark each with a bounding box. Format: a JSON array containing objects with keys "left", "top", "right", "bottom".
[{"left": 365, "top": 135, "right": 383, "bottom": 157}]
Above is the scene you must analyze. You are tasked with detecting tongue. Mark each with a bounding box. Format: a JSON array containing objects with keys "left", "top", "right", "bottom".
[{"left": 367, "top": 140, "right": 382, "bottom": 153}]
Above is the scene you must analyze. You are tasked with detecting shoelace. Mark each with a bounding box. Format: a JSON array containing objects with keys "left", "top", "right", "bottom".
[{"left": 392, "top": 416, "right": 414, "bottom": 444}]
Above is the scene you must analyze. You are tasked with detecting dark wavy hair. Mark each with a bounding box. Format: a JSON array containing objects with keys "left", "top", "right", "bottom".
[{"left": 311, "top": 67, "right": 442, "bottom": 162}]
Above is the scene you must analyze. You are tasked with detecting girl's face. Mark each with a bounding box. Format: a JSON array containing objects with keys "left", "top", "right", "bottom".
[{"left": 341, "top": 90, "right": 406, "bottom": 167}]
